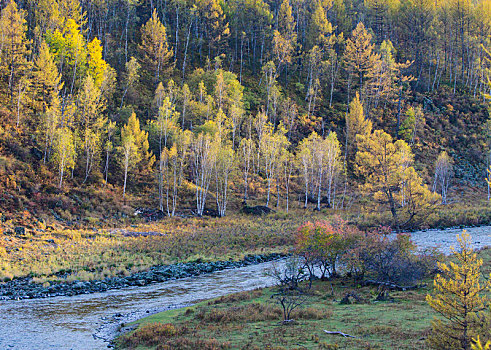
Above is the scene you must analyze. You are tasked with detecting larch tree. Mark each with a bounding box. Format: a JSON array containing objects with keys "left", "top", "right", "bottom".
[
  {"left": 140, "top": 9, "right": 173, "bottom": 85},
  {"left": 120, "top": 112, "right": 152, "bottom": 198},
  {"left": 305, "top": 0, "right": 335, "bottom": 52},
  {"left": 33, "top": 40, "right": 63, "bottom": 113},
  {"left": 356, "top": 129, "right": 437, "bottom": 231},
  {"left": 196, "top": 0, "right": 230, "bottom": 58},
  {"left": 0, "top": 0, "right": 31, "bottom": 110},
  {"left": 120, "top": 56, "right": 141, "bottom": 108},
  {"left": 345, "top": 92, "right": 372, "bottom": 169},
  {"left": 427, "top": 232, "right": 491, "bottom": 350},
  {"left": 343, "top": 22, "right": 380, "bottom": 98}
]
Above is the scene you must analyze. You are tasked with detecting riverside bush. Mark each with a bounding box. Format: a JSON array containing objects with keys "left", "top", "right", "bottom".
[{"left": 295, "top": 219, "right": 440, "bottom": 288}]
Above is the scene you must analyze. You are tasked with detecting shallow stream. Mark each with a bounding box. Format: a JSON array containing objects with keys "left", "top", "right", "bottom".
[{"left": 0, "top": 225, "right": 489, "bottom": 350}]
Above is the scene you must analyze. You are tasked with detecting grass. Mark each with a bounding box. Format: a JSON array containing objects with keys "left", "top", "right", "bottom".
[
  {"left": 115, "top": 248, "right": 491, "bottom": 350},
  {"left": 0, "top": 210, "right": 333, "bottom": 282},
  {"left": 2, "top": 199, "right": 491, "bottom": 282}
]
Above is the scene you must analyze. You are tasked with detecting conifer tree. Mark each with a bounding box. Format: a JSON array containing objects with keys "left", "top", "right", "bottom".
[
  {"left": 427, "top": 233, "right": 491, "bottom": 350},
  {"left": 33, "top": 41, "right": 63, "bottom": 113},
  {"left": 140, "top": 9, "right": 173, "bottom": 85},
  {"left": 356, "top": 129, "right": 437, "bottom": 231},
  {"left": 121, "top": 57, "right": 141, "bottom": 108},
  {"left": 345, "top": 92, "right": 372, "bottom": 167},
  {"left": 0, "top": 0, "right": 31, "bottom": 109},
  {"left": 343, "top": 22, "right": 380, "bottom": 96},
  {"left": 120, "top": 112, "right": 153, "bottom": 198},
  {"left": 197, "top": 0, "right": 230, "bottom": 57}
]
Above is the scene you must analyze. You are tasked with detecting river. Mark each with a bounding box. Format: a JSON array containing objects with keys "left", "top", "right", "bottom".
[{"left": 0, "top": 225, "right": 489, "bottom": 350}]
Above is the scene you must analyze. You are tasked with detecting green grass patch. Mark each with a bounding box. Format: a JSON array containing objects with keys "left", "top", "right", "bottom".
[{"left": 116, "top": 248, "right": 491, "bottom": 350}]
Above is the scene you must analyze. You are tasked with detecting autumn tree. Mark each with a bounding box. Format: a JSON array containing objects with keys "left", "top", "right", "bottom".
[
  {"left": 343, "top": 22, "right": 380, "bottom": 97},
  {"left": 427, "top": 232, "right": 491, "bottom": 350},
  {"left": 120, "top": 57, "right": 141, "bottom": 108},
  {"left": 103, "top": 120, "right": 116, "bottom": 187},
  {"left": 52, "top": 127, "right": 76, "bottom": 189},
  {"left": 153, "top": 96, "right": 179, "bottom": 209},
  {"left": 160, "top": 129, "right": 191, "bottom": 215},
  {"left": 214, "top": 143, "right": 235, "bottom": 216},
  {"left": 78, "top": 75, "right": 106, "bottom": 183},
  {"left": 0, "top": 1, "right": 31, "bottom": 111},
  {"left": 120, "top": 112, "right": 153, "bottom": 198},
  {"left": 345, "top": 93, "right": 372, "bottom": 168},
  {"left": 196, "top": 0, "right": 230, "bottom": 58},
  {"left": 40, "top": 92, "right": 62, "bottom": 163},
  {"left": 433, "top": 151, "right": 453, "bottom": 204},
  {"left": 140, "top": 9, "right": 173, "bottom": 86},
  {"left": 239, "top": 134, "right": 255, "bottom": 203},
  {"left": 356, "top": 129, "right": 438, "bottom": 231},
  {"left": 33, "top": 41, "right": 62, "bottom": 113},
  {"left": 191, "top": 132, "right": 216, "bottom": 216},
  {"left": 261, "top": 123, "right": 289, "bottom": 207}
]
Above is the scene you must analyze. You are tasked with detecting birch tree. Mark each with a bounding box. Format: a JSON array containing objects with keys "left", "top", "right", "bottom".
[
  {"left": 52, "top": 127, "right": 76, "bottom": 189},
  {"left": 120, "top": 56, "right": 140, "bottom": 108},
  {"left": 191, "top": 132, "right": 216, "bottom": 216},
  {"left": 433, "top": 151, "right": 453, "bottom": 204},
  {"left": 261, "top": 123, "right": 289, "bottom": 207},
  {"left": 161, "top": 129, "right": 191, "bottom": 215},
  {"left": 324, "top": 131, "right": 342, "bottom": 208},
  {"left": 215, "top": 143, "right": 235, "bottom": 216},
  {"left": 239, "top": 136, "right": 255, "bottom": 203}
]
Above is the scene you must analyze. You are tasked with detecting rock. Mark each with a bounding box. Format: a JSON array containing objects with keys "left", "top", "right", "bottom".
[
  {"left": 241, "top": 205, "right": 274, "bottom": 216},
  {"left": 14, "top": 226, "right": 26, "bottom": 236},
  {"left": 133, "top": 208, "right": 165, "bottom": 222}
]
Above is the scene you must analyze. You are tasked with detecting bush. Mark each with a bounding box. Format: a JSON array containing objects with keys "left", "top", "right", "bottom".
[{"left": 295, "top": 219, "right": 440, "bottom": 296}]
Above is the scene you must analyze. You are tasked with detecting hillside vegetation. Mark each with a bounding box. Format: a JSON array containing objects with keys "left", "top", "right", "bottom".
[{"left": 0, "top": 0, "right": 489, "bottom": 230}]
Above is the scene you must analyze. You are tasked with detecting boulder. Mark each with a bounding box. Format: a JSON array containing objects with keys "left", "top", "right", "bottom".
[{"left": 241, "top": 205, "right": 274, "bottom": 216}]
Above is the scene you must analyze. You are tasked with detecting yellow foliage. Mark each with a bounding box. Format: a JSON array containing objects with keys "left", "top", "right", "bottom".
[{"left": 426, "top": 233, "right": 491, "bottom": 349}]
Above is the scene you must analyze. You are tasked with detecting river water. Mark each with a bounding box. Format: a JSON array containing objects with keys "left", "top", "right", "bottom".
[{"left": 0, "top": 225, "right": 489, "bottom": 350}]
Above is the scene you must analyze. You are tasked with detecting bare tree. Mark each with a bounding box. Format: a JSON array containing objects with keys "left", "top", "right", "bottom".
[{"left": 270, "top": 256, "right": 310, "bottom": 324}]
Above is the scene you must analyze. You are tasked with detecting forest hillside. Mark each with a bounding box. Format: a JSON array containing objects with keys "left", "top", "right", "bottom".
[{"left": 0, "top": 0, "right": 490, "bottom": 230}]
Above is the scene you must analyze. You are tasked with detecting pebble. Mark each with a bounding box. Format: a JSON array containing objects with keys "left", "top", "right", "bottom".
[{"left": 0, "top": 253, "right": 285, "bottom": 300}]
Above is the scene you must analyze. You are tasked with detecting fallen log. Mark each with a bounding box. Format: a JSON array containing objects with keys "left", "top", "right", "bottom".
[{"left": 323, "top": 330, "right": 357, "bottom": 338}]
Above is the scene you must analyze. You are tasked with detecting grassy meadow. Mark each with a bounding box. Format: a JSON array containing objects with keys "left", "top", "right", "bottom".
[
  {"left": 2, "top": 199, "right": 491, "bottom": 283},
  {"left": 0, "top": 210, "right": 329, "bottom": 282},
  {"left": 116, "top": 248, "right": 491, "bottom": 350}
]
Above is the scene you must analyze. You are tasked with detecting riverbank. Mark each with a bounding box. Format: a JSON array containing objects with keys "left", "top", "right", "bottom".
[
  {"left": 0, "top": 253, "right": 285, "bottom": 300},
  {"left": 115, "top": 247, "right": 491, "bottom": 350},
  {"left": 116, "top": 281, "right": 433, "bottom": 350}
]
